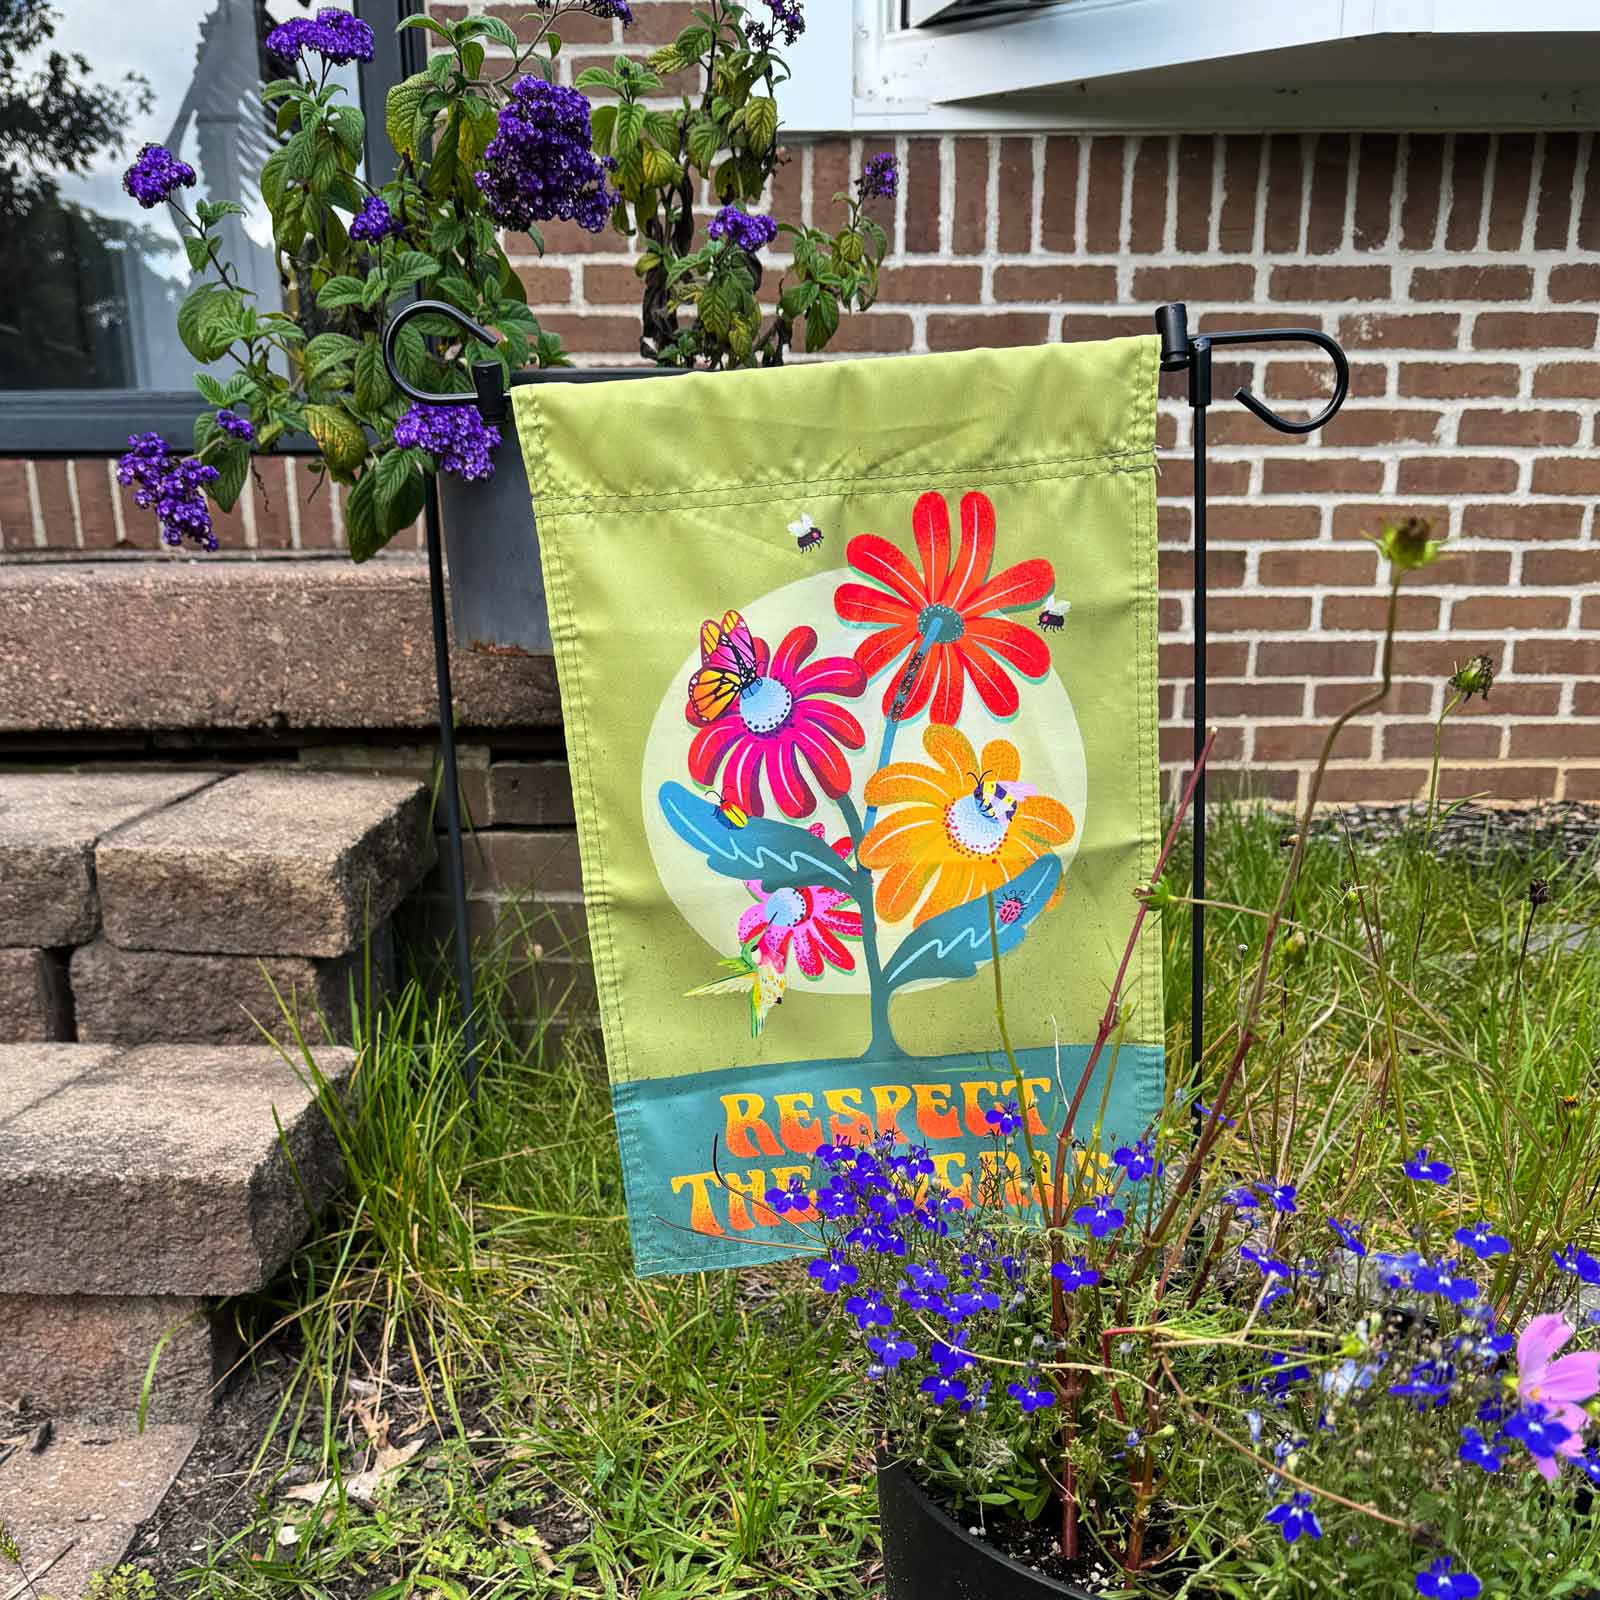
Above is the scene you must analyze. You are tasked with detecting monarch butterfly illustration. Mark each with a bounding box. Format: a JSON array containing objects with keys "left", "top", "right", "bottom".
[
  {"left": 685, "top": 950, "right": 785, "bottom": 1037},
  {"left": 687, "top": 609, "right": 761, "bottom": 724}
]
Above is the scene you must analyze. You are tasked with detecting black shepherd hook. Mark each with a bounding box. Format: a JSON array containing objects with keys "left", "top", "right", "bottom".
[
  {"left": 385, "top": 297, "right": 511, "bottom": 423},
  {"left": 1151, "top": 302, "right": 1350, "bottom": 1090}
]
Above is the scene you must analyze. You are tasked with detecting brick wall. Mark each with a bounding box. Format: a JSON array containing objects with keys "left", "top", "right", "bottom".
[{"left": 4, "top": 2, "right": 1597, "bottom": 808}]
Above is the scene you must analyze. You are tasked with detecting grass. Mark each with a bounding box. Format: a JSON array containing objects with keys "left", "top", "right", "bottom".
[{"left": 151, "top": 805, "right": 1600, "bottom": 1600}]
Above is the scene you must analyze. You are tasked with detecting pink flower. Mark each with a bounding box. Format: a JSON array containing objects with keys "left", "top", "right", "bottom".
[
  {"left": 1516, "top": 1313, "right": 1600, "bottom": 1481},
  {"left": 739, "top": 825, "right": 862, "bottom": 977},
  {"left": 688, "top": 622, "right": 866, "bottom": 818}
]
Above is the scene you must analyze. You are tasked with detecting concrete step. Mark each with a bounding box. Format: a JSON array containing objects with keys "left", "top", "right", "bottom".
[{"left": 96, "top": 769, "right": 434, "bottom": 958}]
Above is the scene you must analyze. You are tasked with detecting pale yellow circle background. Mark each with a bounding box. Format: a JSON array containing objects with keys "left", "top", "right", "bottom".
[{"left": 640, "top": 565, "right": 1088, "bottom": 995}]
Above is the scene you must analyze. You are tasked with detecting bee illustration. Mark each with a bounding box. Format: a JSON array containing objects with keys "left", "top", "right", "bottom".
[
  {"left": 703, "top": 786, "right": 749, "bottom": 829},
  {"left": 1037, "top": 593, "right": 1069, "bottom": 633},
  {"left": 685, "top": 950, "right": 785, "bottom": 1037},
  {"left": 788, "top": 513, "right": 824, "bottom": 553},
  {"left": 970, "top": 769, "right": 1038, "bottom": 823},
  {"left": 687, "top": 609, "right": 761, "bottom": 723}
]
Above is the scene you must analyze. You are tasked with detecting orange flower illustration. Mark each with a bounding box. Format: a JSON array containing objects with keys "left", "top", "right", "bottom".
[{"left": 856, "top": 725, "right": 1074, "bottom": 926}]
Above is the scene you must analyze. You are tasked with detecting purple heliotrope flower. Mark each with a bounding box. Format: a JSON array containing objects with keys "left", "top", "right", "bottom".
[
  {"left": 1416, "top": 1557, "right": 1480, "bottom": 1600},
  {"left": 265, "top": 8, "right": 376, "bottom": 65},
  {"left": 215, "top": 409, "right": 253, "bottom": 441},
  {"left": 1264, "top": 1492, "right": 1321, "bottom": 1544},
  {"left": 392, "top": 404, "right": 500, "bottom": 482},
  {"left": 122, "top": 144, "right": 196, "bottom": 209},
  {"left": 744, "top": 0, "right": 804, "bottom": 49},
  {"left": 707, "top": 205, "right": 778, "bottom": 253},
  {"left": 858, "top": 152, "right": 898, "bottom": 201},
  {"left": 116, "top": 433, "right": 219, "bottom": 551},
  {"left": 585, "top": 0, "right": 634, "bottom": 18},
  {"left": 349, "top": 195, "right": 403, "bottom": 243},
  {"left": 475, "top": 77, "right": 616, "bottom": 234}
]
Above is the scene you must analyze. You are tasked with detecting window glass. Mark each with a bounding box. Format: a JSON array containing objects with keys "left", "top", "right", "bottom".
[{"left": 0, "top": 0, "right": 362, "bottom": 392}]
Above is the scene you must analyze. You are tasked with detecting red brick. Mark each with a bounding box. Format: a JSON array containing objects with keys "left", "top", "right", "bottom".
[
  {"left": 248, "top": 459, "right": 293, "bottom": 552},
  {"left": 952, "top": 139, "right": 988, "bottom": 255},
  {"left": 876, "top": 265, "right": 984, "bottom": 304},
  {"left": 1195, "top": 309, "right": 1324, "bottom": 334},
  {"left": 1258, "top": 639, "right": 1376, "bottom": 678},
  {"left": 290, "top": 459, "right": 338, "bottom": 550},
  {"left": 1514, "top": 637, "right": 1600, "bottom": 676},
  {"left": 1159, "top": 596, "right": 1185, "bottom": 633},
  {"left": 1265, "top": 359, "right": 1386, "bottom": 400},
  {"left": 1534, "top": 132, "right": 1580, "bottom": 250},
  {"left": 903, "top": 139, "right": 941, "bottom": 253},
  {"left": 1458, "top": 408, "right": 1581, "bottom": 447},
  {"left": 1261, "top": 457, "right": 1385, "bottom": 494},
  {"left": 529, "top": 219, "right": 628, "bottom": 255},
  {"left": 1384, "top": 721, "right": 1501, "bottom": 761},
  {"left": 1060, "top": 312, "right": 1155, "bottom": 342},
  {"left": 1159, "top": 725, "right": 1244, "bottom": 763},
  {"left": 927, "top": 313, "right": 1049, "bottom": 352},
  {"left": 1313, "top": 680, "right": 1436, "bottom": 717},
  {"left": 31, "top": 458, "right": 70, "bottom": 547},
  {"left": 810, "top": 143, "right": 851, "bottom": 228},
  {"left": 1185, "top": 680, "right": 1305, "bottom": 719},
  {"left": 1041, "top": 137, "right": 1080, "bottom": 253},
  {"left": 1530, "top": 457, "right": 1600, "bottom": 495},
  {"left": 0, "top": 459, "right": 31, "bottom": 549},
  {"left": 1327, "top": 409, "right": 1442, "bottom": 447},
  {"left": 1352, "top": 132, "right": 1398, "bottom": 252},
  {"left": 1306, "top": 133, "right": 1352, "bottom": 254},
  {"left": 72, "top": 459, "right": 119, "bottom": 551},
  {"left": 1577, "top": 685, "right": 1600, "bottom": 716},
  {"left": 1257, "top": 722, "right": 1377, "bottom": 762},
  {"left": 1397, "top": 456, "right": 1518, "bottom": 494},
  {"left": 1406, "top": 551, "right": 1516, "bottom": 588},
  {"left": 1388, "top": 636, "right": 1511, "bottom": 676},
  {"left": 1206, "top": 505, "right": 1321, "bottom": 540},
  {"left": 1458, "top": 502, "right": 1586, "bottom": 540},
  {"left": 1158, "top": 459, "right": 1251, "bottom": 500},
  {"left": 1457, "top": 682, "right": 1562, "bottom": 718},
  {"left": 1207, "top": 596, "right": 1313, "bottom": 632},
  {"left": 1269, "top": 264, "right": 1389, "bottom": 300},
  {"left": 1323, "top": 593, "right": 1441, "bottom": 631},
  {"left": 1339, "top": 312, "right": 1460, "bottom": 350},
  {"left": 1329, "top": 502, "right": 1448, "bottom": 540},
  {"left": 1132, "top": 264, "right": 1255, "bottom": 302},
  {"left": 1128, "top": 136, "right": 1170, "bottom": 253},
  {"left": 1174, "top": 134, "right": 1213, "bottom": 252},
  {"left": 1487, "top": 133, "right": 1536, "bottom": 250},
  {"left": 1549, "top": 263, "right": 1600, "bottom": 303},
  {"left": 1161, "top": 640, "right": 1247, "bottom": 680},
  {"left": 1398, "top": 361, "right": 1519, "bottom": 399},
  {"left": 1523, "top": 548, "right": 1598, "bottom": 588},
  {"left": 1264, "top": 134, "right": 1305, "bottom": 253},
  {"left": 1083, "top": 138, "right": 1125, "bottom": 253},
  {"left": 1446, "top": 133, "right": 1491, "bottom": 249},
  {"left": 1259, "top": 548, "right": 1379, "bottom": 593},
  {"left": 1533, "top": 361, "right": 1600, "bottom": 399},
  {"left": 1451, "top": 595, "right": 1571, "bottom": 630},
  {"left": 1410, "top": 265, "right": 1534, "bottom": 301},
  {"left": 996, "top": 138, "right": 1034, "bottom": 253},
  {"left": 515, "top": 263, "right": 575, "bottom": 303},
  {"left": 579, "top": 263, "right": 647, "bottom": 305},
  {"left": 1316, "top": 767, "right": 1427, "bottom": 804},
  {"left": 768, "top": 145, "right": 803, "bottom": 226},
  {"left": 796, "top": 312, "right": 914, "bottom": 354},
  {"left": 1580, "top": 140, "right": 1600, "bottom": 250},
  {"left": 1439, "top": 766, "right": 1558, "bottom": 801},
  {"left": 1207, "top": 410, "right": 1314, "bottom": 446},
  {"left": 1218, "top": 135, "right": 1261, "bottom": 253},
  {"left": 993, "top": 264, "right": 1117, "bottom": 303},
  {"left": 537, "top": 314, "right": 646, "bottom": 355},
  {"left": 1475, "top": 312, "right": 1598, "bottom": 349},
  {"left": 1400, "top": 134, "right": 1445, "bottom": 249},
  {"left": 1202, "top": 768, "right": 1302, "bottom": 803},
  {"left": 1160, "top": 546, "right": 1246, "bottom": 589}
]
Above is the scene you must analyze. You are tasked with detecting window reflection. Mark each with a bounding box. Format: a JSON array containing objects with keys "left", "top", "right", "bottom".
[{"left": 0, "top": 0, "right": 361, "bottom": 391}]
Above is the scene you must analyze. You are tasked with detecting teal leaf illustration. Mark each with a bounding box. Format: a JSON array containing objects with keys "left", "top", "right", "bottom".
[
  {"left": 659, "top": 782, "right": 859, "bottom": 896},
  {"left": 881, "top": 853, "right": 1063, "bottom": 991}
]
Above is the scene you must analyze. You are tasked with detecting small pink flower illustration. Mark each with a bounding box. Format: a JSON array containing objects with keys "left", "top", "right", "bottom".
[{"left": 738, "top": 825, "right": 862, "bottom": 977}]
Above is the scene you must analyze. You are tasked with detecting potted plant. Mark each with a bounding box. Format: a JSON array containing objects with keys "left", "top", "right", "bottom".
[
  {"left": 769, "top": 528, "right": 1600, "bottom": 1597},
  {"left": 117, "top": 1, "right": 894, "bottom": 653}
]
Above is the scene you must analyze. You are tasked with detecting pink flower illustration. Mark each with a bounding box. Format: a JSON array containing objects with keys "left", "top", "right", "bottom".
[
  {"left": 1515, "top": 1313, "right": 1600, "bottom": 1481},
  {"left": 688, "top": 622, "right": 866, "bottom": 818},
  {"left": 737, "top": 825, "right": 862, "bottom": 977}
]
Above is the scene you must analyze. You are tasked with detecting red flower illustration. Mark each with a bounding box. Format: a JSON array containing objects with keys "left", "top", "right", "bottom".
[
  {"left": 688, "top": 622, "right": 866, "bottom": 818},
  {"left": 833, "top": 491, "right": 1054, "bottom": 722}
]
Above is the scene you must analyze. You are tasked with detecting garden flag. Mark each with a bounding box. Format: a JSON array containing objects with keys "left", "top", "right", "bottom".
[{"left": 513, "top": 336, "right": 1164, "bottom": 1276}]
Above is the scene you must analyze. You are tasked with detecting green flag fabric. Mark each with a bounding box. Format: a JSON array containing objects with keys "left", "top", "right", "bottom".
[{"left": 513, "top": 335, "right": 1165, "bottom": 1276}]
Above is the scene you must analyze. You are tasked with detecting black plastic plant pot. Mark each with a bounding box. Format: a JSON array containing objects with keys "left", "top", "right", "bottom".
[{"left": 877, "top": 1458, "right": 1093, "bottom": 1600}]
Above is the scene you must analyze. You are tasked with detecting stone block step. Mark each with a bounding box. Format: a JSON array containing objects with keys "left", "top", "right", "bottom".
[
  {"left": 0, "top": 770, "right": 216, "bottom": 946},
  {"left": 97, "top": 769, "right": 434, "bottom": 958},
  {"left": 0, "top": 947, "right": 72, "bottom": 1042},
  {"left": 0, "top": 1043, "right": 354, "bottom": 1298}
]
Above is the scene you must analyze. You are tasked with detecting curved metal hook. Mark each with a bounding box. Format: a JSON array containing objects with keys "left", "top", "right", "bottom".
[
  {"left": 1206, "top": 325, "right": 1350, "bottom": 435},
  {"left": 382, "top": 298, "right": 506, "bottom": 415}
]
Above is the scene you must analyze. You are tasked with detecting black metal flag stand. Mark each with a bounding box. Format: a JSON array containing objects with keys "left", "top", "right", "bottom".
[{"left": 385, "top": 299, "right": 1350, "bottom": 1093}]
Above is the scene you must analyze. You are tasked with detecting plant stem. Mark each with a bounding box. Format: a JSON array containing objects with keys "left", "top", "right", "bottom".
[
  {"left": 836, "top": 794, "right": 897, "bottom": 1059},
  {"left": 987, "top": 889, "right": 1051, "bottom": 1220}
]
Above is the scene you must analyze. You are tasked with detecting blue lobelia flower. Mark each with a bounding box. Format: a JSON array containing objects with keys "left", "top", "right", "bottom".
[
  {"left": 1264, "top": 1492, "right": 1322, "bottom": 1544},
  {"left": 1194, "top": 1100, "right": 1237, "bottom": 1127},
  {"left": 1403, "top": 1146, "right": 1453, "bottom": 1184},
  {"left": 845, "top": 1291, "right": 892, "bottom": 1331},
  {"left": 1327, "top": 1217, "right": 1367, "bottom": 1256},
  {"left": 984, "top": 1101, "right": 1023, "bottom": 1136},
  {"left": 1415, "top": 1556, "right": 1481, "bottom": 1600},
  {"left": 867, "top": 1334, "right": 915, "bottom": 1369},
  {"left": 1454, "top": 1220, "right": 1510, "bottom": 1259},
  {"left": 1413, "top": 1258, "right": 1479, "bottom": 1305},
  {"left": 1073, "top": 1195, "right": 1125, "bottom": 1238},
  {"left": 939, "top": 1189, "right": 969, "bottom": 1214},
  {"left": 929, "top": 1339, "right": 976, "bottom": 1375},
  {"left": 1240, "top": 1244, "right": 1292, "bottom": 1279},
  {"left": 764, "top": 1174, "right": 811, "bottom": 1214},
  {"left": 1388, "top": 1359, "right": 1454, "bottom": 1409},
  {"left": 1375, "top": 1249, "right": 1425, "bottom": 1290},
  {"left": 1458, "top": 1424, "right": 1505, "bottom": 1473},
  {"left": 1256, "top": 1181, "right": 1298, "bottom": 1214},
  {"left": 814, "top": 1180, "right": 856, "bottom": 1219},
  {"left": 1051, "top": 1255, "right": 1101, "bottom": 1292},
  {"left": 1504, "top": 1404, "right": 1572, "bottom": 1462},
  {"left": 1113, "top": 1138, "right": 1161, "bottom": 1181},
  {"left": 1576, "top": 1449, "right": 1600, "bottom": 1486},
  {"left": 920, "top": 1373, "right": 968, "bottom": 1406},
  {"left": 959, "top": 1378, "right": 991, "bottom": 1416},
  {"left": 1007, "top": 1374, "right": 1056, "bottom": 1414},
  {"left": 906, "top": 1262, "right": 947, "bottom": 1293},
  {"left": 1222, "top": 1185, "right": 1259, "bottom": 1209},
  {"left": 1553, "top": 1245, "right": 1600, "bottom": 1285},
  {"left": 807, "top": 1251, "right": 858, "bottom": 1294}
]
